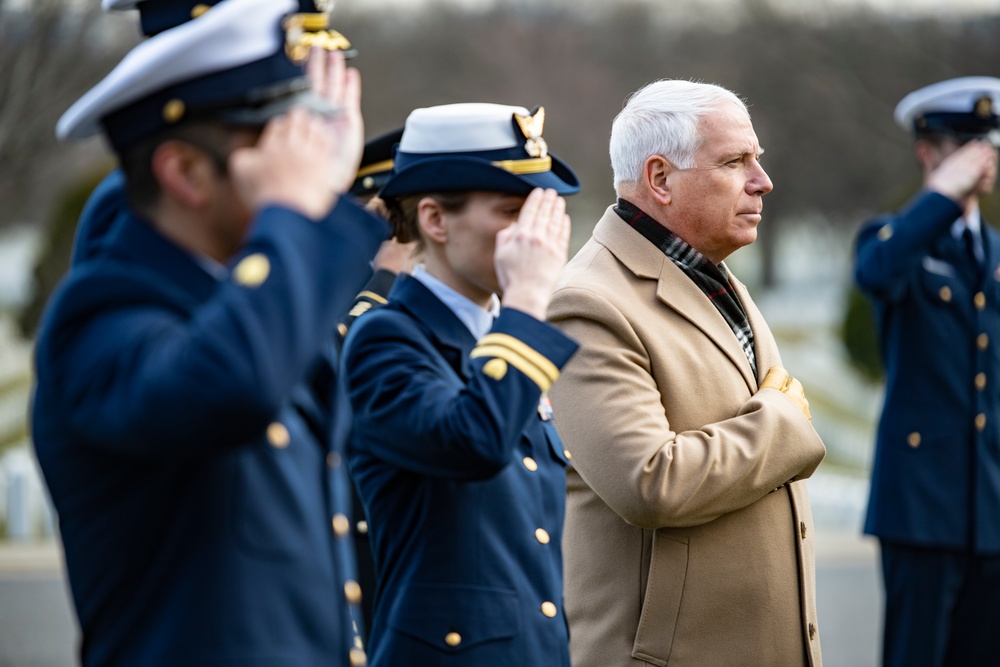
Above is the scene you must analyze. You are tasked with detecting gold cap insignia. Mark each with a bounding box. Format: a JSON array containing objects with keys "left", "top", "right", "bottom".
[
  {"left": 162, "top": 99, "right": 185, "bottom": 124},
  {"left": 976, "top": 95, "right": 993, "bottom": 118},
  {"left": 514, "top": 107, "right": 548, "bottom": 159},
  {"left": 284, "top": 13, "right": 352, "bottom": 64}
]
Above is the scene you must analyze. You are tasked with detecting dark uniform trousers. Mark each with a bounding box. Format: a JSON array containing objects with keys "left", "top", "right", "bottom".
[
  {"left": 342, "top": 274, "right": 578, "bottom": 667},
  {"left": 855, "top": 190, "right": 1000, "bottom": 667},
  {"left": 33, "top": 191, "right": 387, "bottom": 666}
]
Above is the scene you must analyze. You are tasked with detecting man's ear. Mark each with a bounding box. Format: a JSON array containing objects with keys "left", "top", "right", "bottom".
[
  {"left": 644, "top": 155, "right": 673, "bottom": 207},
  {"left": 417, "top": 197, "right": 447, "bottom": 245},
  {"left": 150, "top": 140, "right": 216, "bottom": 210}
]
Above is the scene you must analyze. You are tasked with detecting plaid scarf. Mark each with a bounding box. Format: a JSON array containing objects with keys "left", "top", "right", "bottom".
[{"left": 614, "top": 198, "right": 757, "bottom": 380}]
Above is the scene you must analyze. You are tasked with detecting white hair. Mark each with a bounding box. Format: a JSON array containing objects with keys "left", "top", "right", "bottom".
[{"left": 610, "top": 79, "right": 748, "bottom": 194}]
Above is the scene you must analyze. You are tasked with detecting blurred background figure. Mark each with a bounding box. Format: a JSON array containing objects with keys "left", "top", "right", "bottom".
[
  {"left": 31, "top": 0, "right": 386, "bottom": 665},
  {"left": 854, "top": 76, "right": 1000, "bottom": 667}
]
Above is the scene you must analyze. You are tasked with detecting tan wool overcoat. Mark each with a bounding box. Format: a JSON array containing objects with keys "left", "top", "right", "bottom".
[{"left": 548, "top": 208, "right": 827, "bottom": 667}]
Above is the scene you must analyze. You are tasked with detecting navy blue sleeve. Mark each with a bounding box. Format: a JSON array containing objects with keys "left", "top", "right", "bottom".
[
  {"left": 854, "top": 190, "right": 962, "bottom": 301},
  {"left": 52, "top": 198, "right": 387, "bottom": 459},
  {"left": 344, "top": 307, "right": 578, "bottom": 480}
]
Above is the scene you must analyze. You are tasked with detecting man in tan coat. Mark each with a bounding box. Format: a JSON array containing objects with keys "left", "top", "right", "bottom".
[{"left": 548, "top": 80, "right": 827, "bottom": 667}]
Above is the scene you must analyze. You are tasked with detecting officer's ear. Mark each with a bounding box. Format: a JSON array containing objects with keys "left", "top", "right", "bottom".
[
  {"left": 151, "top": 140, "right": 217, "bottom": 210},
  {"left": 644, "top": 155, "right": 672, "bottom": 207},
  {"left": 416, "top": 196, "right": 448, "bottom": 245}
]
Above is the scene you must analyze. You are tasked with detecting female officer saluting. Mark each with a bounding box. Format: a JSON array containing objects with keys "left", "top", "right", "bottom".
[{"left": 341, "top": 102, "right": 580, "bottom": 666}]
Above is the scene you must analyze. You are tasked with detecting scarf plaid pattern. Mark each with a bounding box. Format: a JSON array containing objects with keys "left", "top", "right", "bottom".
[{"left": 614, "top": 198, "right": 757, "bottom": 380}]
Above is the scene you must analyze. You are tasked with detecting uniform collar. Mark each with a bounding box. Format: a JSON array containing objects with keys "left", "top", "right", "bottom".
[
  {"left": 951, "top": 205, "right": 984, "bottom": 262},
  {"left": 411, "top": 265, "right": 499, "bottom": 340}
]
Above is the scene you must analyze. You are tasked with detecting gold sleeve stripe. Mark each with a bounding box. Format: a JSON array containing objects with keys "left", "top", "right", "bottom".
[
  {"left": 477, "top": 333, "right": 560, "bottom": 383},
  {"left": 471, "top": 345, "right": 553, "bottom": 392},
  {"left": 356, "top": 291, "right": 388, "bottom": 305}
]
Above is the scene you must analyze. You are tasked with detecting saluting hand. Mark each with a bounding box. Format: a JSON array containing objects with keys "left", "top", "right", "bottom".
[
  {"left": 228, "top": 50, "right": 363, "bottom": 220},
  {"left": 307, "top": 48, "right": 365, "bottom": 194},
  {"left": 495, "top": 188, "right": 571, "bottom": 320},
  {"left": 229, "top": 107, "right": 341, "bottom": 220},
  {"left": 927, "top": 139, "right": 998, "bottom": 204}
]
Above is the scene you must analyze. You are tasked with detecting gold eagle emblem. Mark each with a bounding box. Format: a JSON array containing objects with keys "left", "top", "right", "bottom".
[{"left": 514, "top": 107, "right": 548, "bottom": 159}]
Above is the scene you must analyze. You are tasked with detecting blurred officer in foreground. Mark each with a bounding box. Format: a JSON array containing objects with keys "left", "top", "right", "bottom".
[
  {"left": 70, "top": 0, "right": 357, "bottom": 266},
  {"left": 342, "top": 103, "right": 580, "bottom": 666},
  {"left": 548, "top": 80, "right": 825, "bottom": 667},
  {"left": 855, "top": 77, "right": 1000, "bottom": 667},
  {"left": 31, "top": 0, "right": 387, "bottom": 664}
]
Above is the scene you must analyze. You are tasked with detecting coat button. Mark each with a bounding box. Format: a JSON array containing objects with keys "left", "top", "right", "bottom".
[
  {"left": 907, "top": 432, "right": 921, "bottom": 448},
  {"left": 878, "top": 225, "right": 893, "bottom": 241},
  {"left": 541, "top": 601, "right": 558, "bottom": 618},
  {"left": 349, "top": 648, "right": 367, "bottom": 666},
  {"left": 979, "top": 333, "right": 990, "bottom": 350},
  {"left": 233, "top": 253, "right": 271, "bottom": 287},
  {"left": 535, "top": 528, "right": 550, "bottom": 544},
  {"left": 356, "top": 520, "right": 368, "bottom": 535},
  {"left": 444, "top": 632, "right": 462, "bottom": 647},
  {"left": 975, "top": 292, "right": 986, "bottom": 310},
  {"left": 939, "top": 286, "right": 952, "bottom": 302},
  {"left": 267, "top": 422, "right": 290, "bottom": 448},
  {"left": 563, "top": 449, "right": 572, "bottom": 460},
  {"left": 809, "top": 622, "right": 817, "bottom": 640},
  {"left": 344, "top": 580, "right": 362, "bottom": 605},
  {"left": 976, "top": 413, "right": 987, "bottom": 431},
  {"left": 800, "top": 521, "right": 807, "bottom": 539},
  {"left": 976, "top": 373, "right": 987, "bottom": 391},
  {"left": 333, "top": 514, "right": 350, "bottom": 537},
  {"left": 523, "top": 456, "right": 538, "bottom": 472}
]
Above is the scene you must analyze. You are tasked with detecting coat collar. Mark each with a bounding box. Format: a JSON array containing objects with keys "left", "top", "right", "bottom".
[
  {"left": 390, "top": 274, "right": 478, "bottom": 378},
  {"left": 592, "top": 206, "right": 761, "bottom": 392},
  {"left": 105, "top": 211, "right": 221, "bottom": 306}
]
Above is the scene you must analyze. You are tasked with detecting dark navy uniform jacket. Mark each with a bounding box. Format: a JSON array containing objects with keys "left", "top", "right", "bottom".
[
  {"left": 32, "top": 194, "right": 387, "bottom": 666},
  {"left": 342, "top": 274, "right": 578, "bottom": 667},
  {"left": 855, "top": 190, "right": 1000, "bottom": 553}
]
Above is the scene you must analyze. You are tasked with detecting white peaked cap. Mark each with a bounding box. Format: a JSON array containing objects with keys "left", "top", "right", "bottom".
[
  {"left": 894, "top": 76, "right": 1000, "bottom": 132},
  {"left": 57, "top": 0, "right": 295, "bottom": 141},
  {"left": 399, "top": 103, "right": 534, "bottom": 154}
]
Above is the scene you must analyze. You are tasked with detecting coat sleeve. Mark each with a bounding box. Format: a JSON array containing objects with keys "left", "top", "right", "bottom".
[
  {"left": 344, "top": 307, "right": 578, "bottom": 480},
  {"left": 50, "top": 199, "right": 387, "bottom": 460},
  {"left": 854, "top": 189, "right": 962, "bottom": 301},
  {"left": 547, "top": 286, "right": 825, "bottom": 529}
]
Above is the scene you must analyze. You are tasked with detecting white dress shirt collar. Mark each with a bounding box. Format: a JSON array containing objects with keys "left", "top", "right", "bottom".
[{"left": 412, "top": 265, "right": 500, "bottom": 340}]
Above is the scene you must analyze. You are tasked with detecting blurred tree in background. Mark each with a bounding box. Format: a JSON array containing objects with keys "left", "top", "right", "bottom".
[
  {"left": 0, "top": 0, "right": 135, "bottom": 230},
  {"left": 9, "top": 0, "right": 1000, "bottom": 373}
]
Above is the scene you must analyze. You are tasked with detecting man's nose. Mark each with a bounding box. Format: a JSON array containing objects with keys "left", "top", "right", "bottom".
[{"left": 749, "top": 162, "right": 773, "bottom": 195}]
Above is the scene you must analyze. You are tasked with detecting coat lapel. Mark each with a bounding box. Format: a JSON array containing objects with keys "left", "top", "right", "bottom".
[
  {"left": 392, "top": 274, "right": 477, "bottom": 380},
  {"left": 593, "top": 207, "right": 758, "bottom": 394}
]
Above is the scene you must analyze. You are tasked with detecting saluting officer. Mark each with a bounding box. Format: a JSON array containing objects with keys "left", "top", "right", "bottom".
[
  {"left": 70, "top": 0, "right": 358, "bottom": 265},
  {"left": 341, "top": 103, "right": 580, "bottom": 666},
  {"left": 855, "top": 77, "right": 1000, "bottom": 667},
  {"left": 32, "top": 0, "right": 385, "bottom": 665}
]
